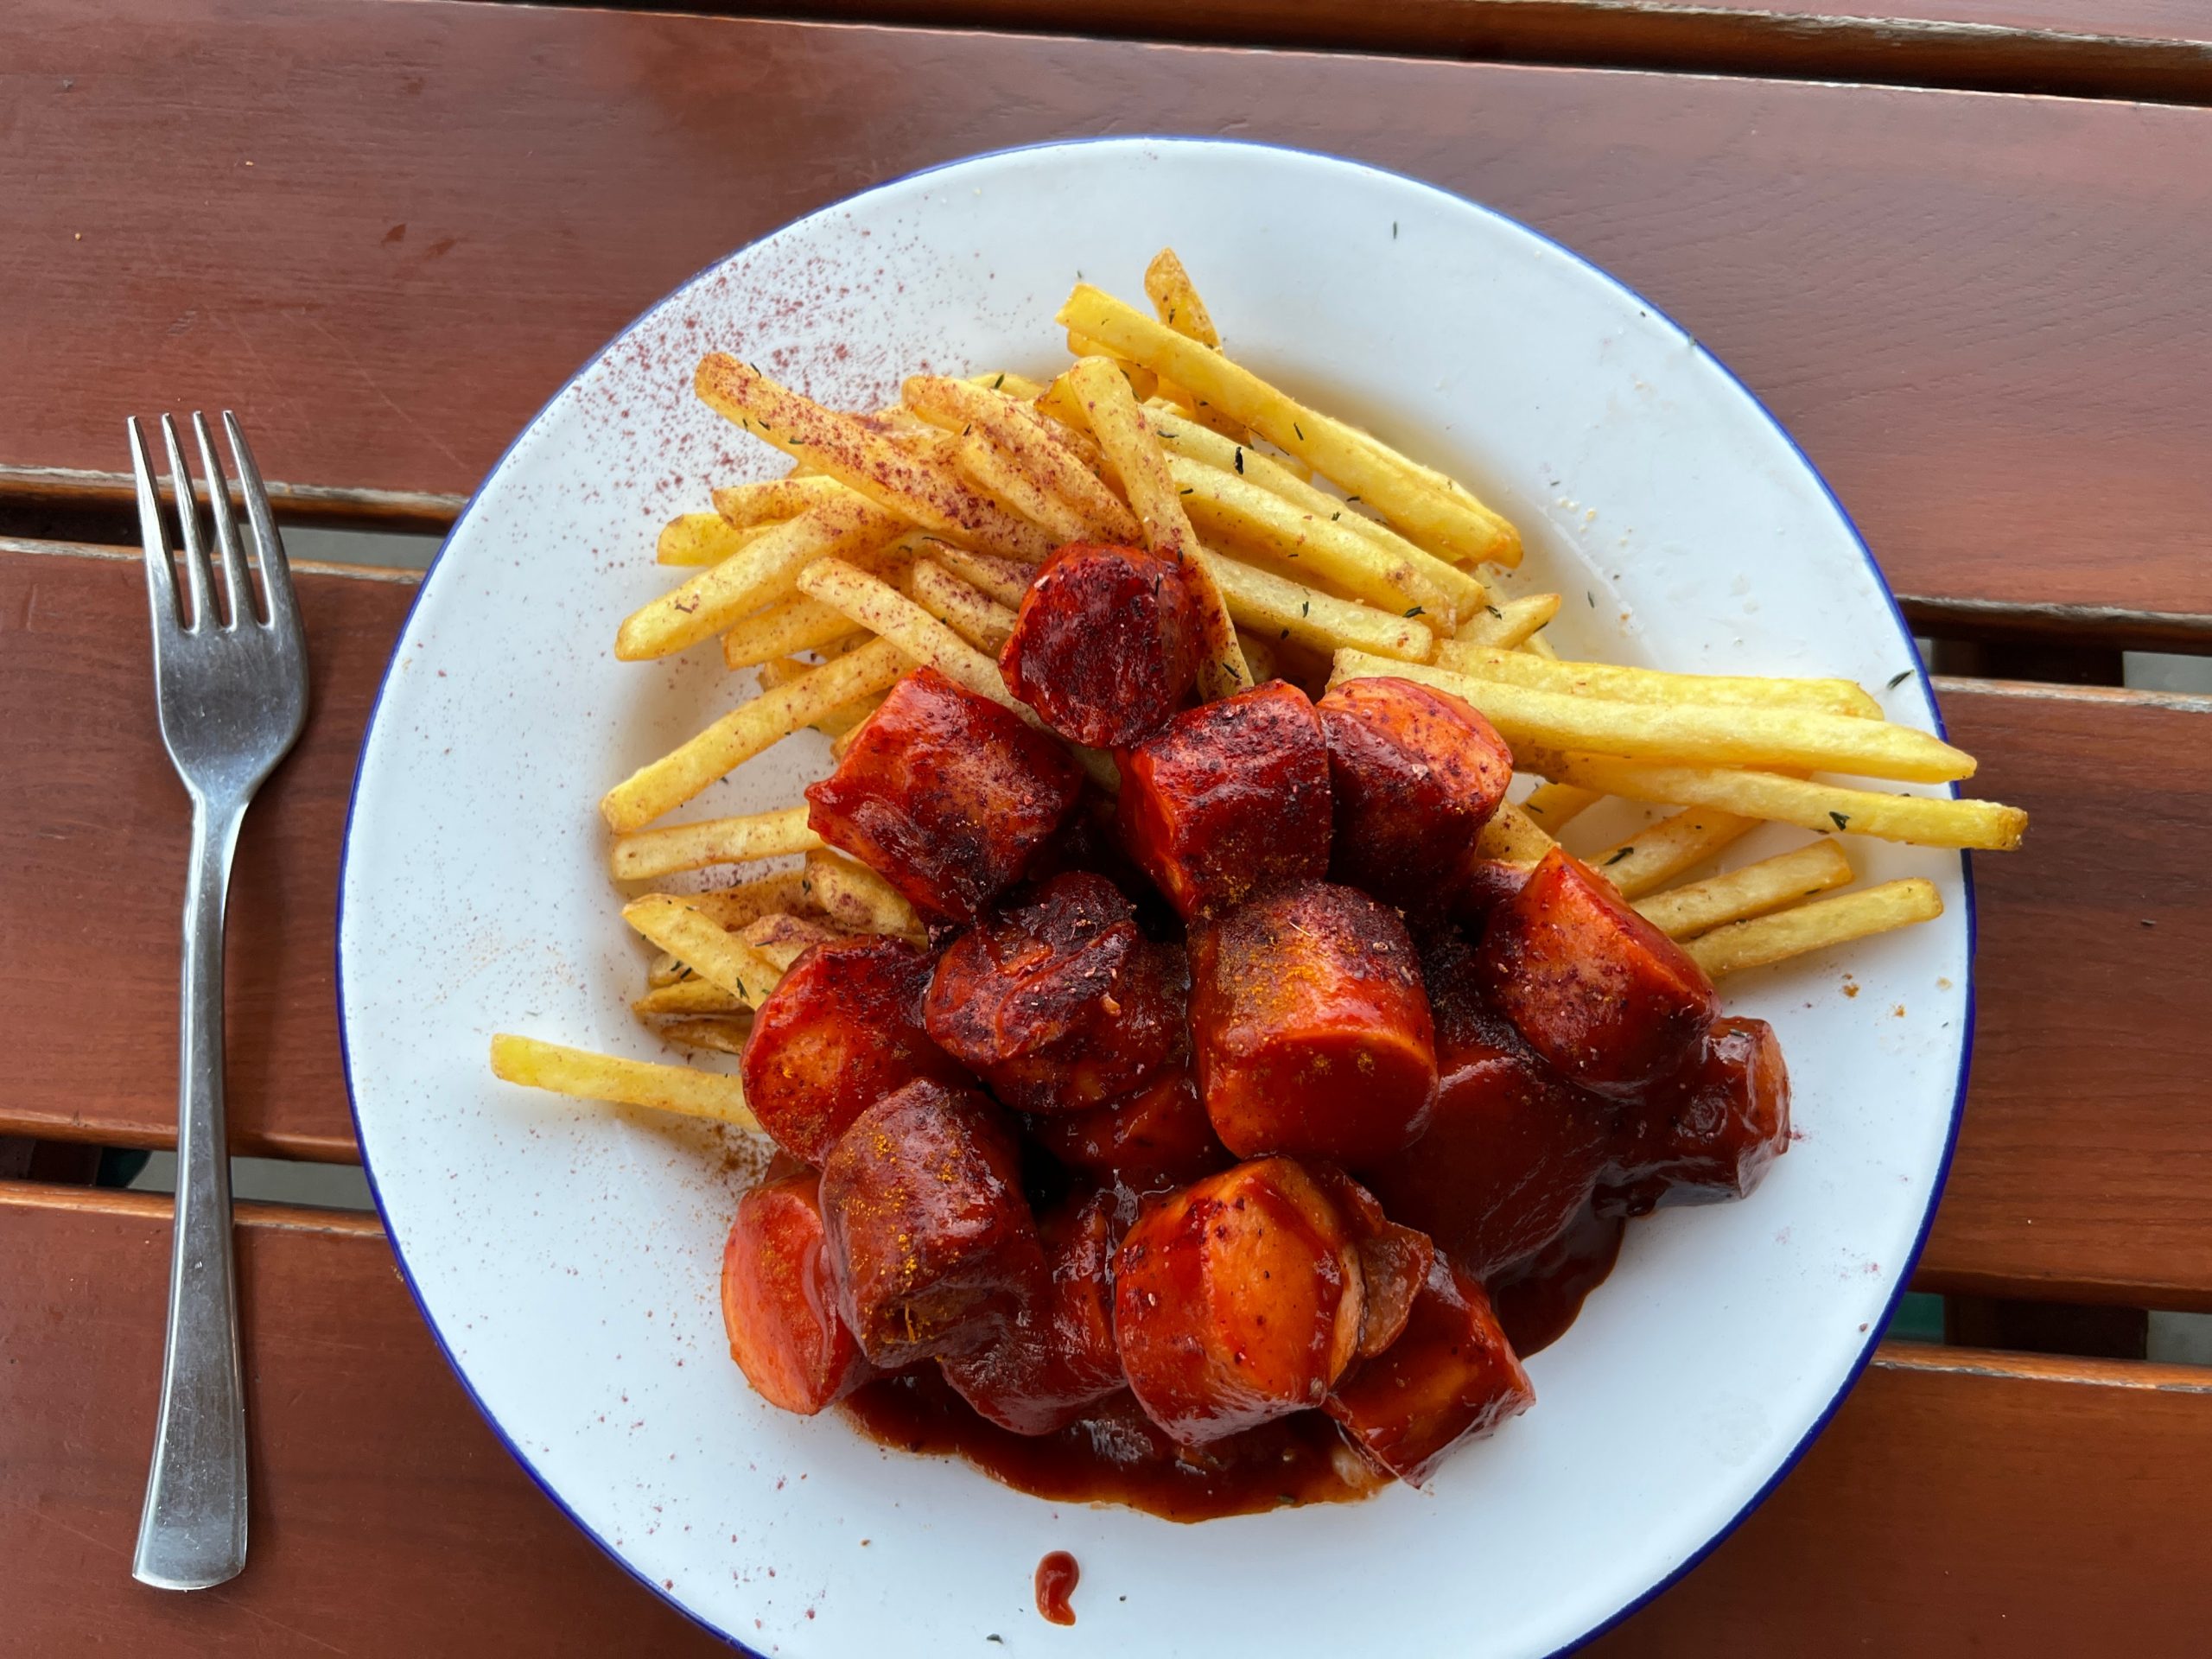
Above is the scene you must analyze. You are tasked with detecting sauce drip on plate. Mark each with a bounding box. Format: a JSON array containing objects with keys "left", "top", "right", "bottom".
[{"left": 1034, "top": 1551, "right": 1080, "bottom": 1626}]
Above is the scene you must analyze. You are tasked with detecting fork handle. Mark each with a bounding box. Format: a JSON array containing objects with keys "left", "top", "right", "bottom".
[{"left": 134, "top": 796, "right": 250, "bottom": 1591}]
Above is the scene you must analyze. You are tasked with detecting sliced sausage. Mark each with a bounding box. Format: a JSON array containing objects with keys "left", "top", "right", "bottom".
[
  {"left": 1000, "top": 542, "right": 1202, "bottom": 747},
  {"left": 1316, "top": 675, "right": 1512, "bottom": 912},
  {"left": 819, "top": 1079, "right": 1042, "bottom": 1370},
  {"left": 1599, "top": 1016, "right": 1791, "bottom": 1215},
  {"left": 1116, "top": 680, "right": 1331, "bottom": 921},
  {"left": 1359, "top": 931, "right": 1617, "bottom": 1278},
  {"left": 1025, "top": 1058, "right": 1231, "bottom": 1194},
  {"left": 740, "top": 934, "right": 969, "bottom": 1164},
  {"left": 1112, "top": 1156, "right": 1364, "bottom": 1446},
  {"left": 1188, "top": 881, "right": 1438, "bottom": 1164},
  {"left": 720, "top": 1166, "right": 876, "bottom": 1415},
  {"left": 1478, "top": 846, "right": 1717, "bottom": 1095},
  {"left": 805, "top": 665, "right": 1083, "bottom": 924},
  {"left": 925, "top": 872, "right": 1185, "bottom": 1112},
  {"left": 1325, "top": 1256, "right": 1533, "bottom": 1488},
  {"left": 941, "top": 1187, "right": 1127, "bottom": 1435}
]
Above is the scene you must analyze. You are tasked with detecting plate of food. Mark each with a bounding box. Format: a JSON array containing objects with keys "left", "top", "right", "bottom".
[{"left": 337, "top": 137, "right": 2025, "bottom": 1656}]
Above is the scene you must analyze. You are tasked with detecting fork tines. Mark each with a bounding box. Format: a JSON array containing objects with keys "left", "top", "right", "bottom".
[{"left": 128, "top": 411, "right": 301, "bottom": 638}]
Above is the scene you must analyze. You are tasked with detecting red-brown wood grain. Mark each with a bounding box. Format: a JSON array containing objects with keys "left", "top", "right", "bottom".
[
  {"left": 4, "top": 546, "right": 2208, "bottom": 1304},
  {"left": 0, "top": 1185, "right": 728, "bottom": 1656},
  {"left": 0, "top": 545, "right": 414, "bottom": 1163},
  {"left": 672, "top": 0, "right": 2212, "bottom": 105},
  {"left": 5, "top": 1183, "right": 2208, "bottom": 1654},
  {"left": 1916, "top": 677, "right": 2212, "bottom": 1311},
  {"left": 4, "top": 0, "right": 2212, "bottom": 633}
]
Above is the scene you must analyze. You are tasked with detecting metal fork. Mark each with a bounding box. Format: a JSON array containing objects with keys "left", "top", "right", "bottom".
[{"left": 127, "top": 413, "right": 310, "bottom": 1591}]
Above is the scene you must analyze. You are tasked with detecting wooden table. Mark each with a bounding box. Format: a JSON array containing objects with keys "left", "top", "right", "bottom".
[{"left": 6, "top": 1, "right": 2210, "bottom": 1649}]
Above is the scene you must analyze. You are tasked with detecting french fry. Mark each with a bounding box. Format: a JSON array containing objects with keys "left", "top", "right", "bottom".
[
  {"left": 1328, "top": 419, "right": 1519, "bottom": 552},
  {"left": 610, "top": 804, "right": 823, "bottom": 882},
  {"left": 1522, "top": 630, "right": 1560, "bottom": 660},
  {"left": 1148, "top": 413, "right": 1483, "bottom": 615},
  {"left": 488, "top": 1033, "right": 760, "bottom": 1132},
  {"left": 912, "top": 558, "right": 1020, "bottom": 653},
  {"left": 1236, "top": 628, "right": 1279, "bottom": 684},
  {"left": 1057, "top": 285, "right": 1518, "bottom": 566},
  {"left": 1061, "top": 359, "right": 1250, "bottom": 700},
  {"left": 600, "top": 636, "right": 909, "bottom": 832},
  {"left": 720, "top": 594, "right": 869, "bottom": 671},
  {"left": 829, "top": 707, "right": 877, "bottom": 760},
  {"left": 739, "top": 910, "right": 845, "bottom": 972},
  {"left": 1142, "top": 251, "right": 1247, "bottom": 441},
  {"left": 712, "top": 474, "right": 850, "bottom": 528},
  {"left": 622, "top": 893, "right": 787, "bottom": 1007},
  {"left": 1518, "top": 748, "right": 2030, "bottom": 852},
  {"left": 1064, "top": 333, "right": 1161, "bottom": 400},
  {"left": 954, "top": 431, "right": 1090, "bottom": 542},
  {"left": 1438, "top": 645, "right": 1882, "bottom": 718},
  {"left": 1475, "top": 801, "right": 1556, "bottom": 863},
  {"left": 797, "top": 556, "right": 1119, "bottom": 790},
  {"left": 798, "top": 557, "right": 1016, "bottom": 712},
  {"left": 817, "top": 692, "right": 885, "bottom": 743},
  {"left": 967, "top": 369, "right": 1046, "bottom": 400},
  {"left": 1330, "top": 652, "right": 1974, "bottom": 784},
  {"left": 658, "top": 512, "right": 772, "bottom": 568},
  {"left": 653, "top": 1016, "right": 757, "bottom": 1058},
  {"left": 1195, "top": 548, "right": 1434, "bottom": 664},
  {"left": 1519, "top": 781, "right": 1602, "bottom": 833},
  {"left": 1633, "top": 841, "right": 1856, "bottom": 939},
  {"left": 616, "top": 491, "right": 906, "bottom": 660},
  {"left": 818, "top": 690, "right": 885, "bottom": 743},
  {"left": 930, "top": 543, "right": 1033, "bottom": 609},
  {"left": 632, "top": 979, "right": 748, "bottom": 1015},
  {"left": 1173, "top": 456, "right": 1472, "bottom": 624},
  {"left": 906, "top": 375, "right": 1140, "bottom": 543},
  {"left": 1144, "top": 248, "right": 1222, "bottom": 349},
  {"left": 1453, "top": 593, "right": 1560, "bottom": 648},
  {"left": 678, "top": 868, "right": 816, "bottom": 929},
  {"left": 645, "top": 950, "right": 687, "bottom": 988},
  {"left": 1586, "top": 806, "right": 1760, "bottom": 899},
  {"left": 695, "top": 355, "right": 1055, "bottom": 561},
  {"left": 803, "top": 848, "right": 924, "bottom": 938},
  {"left": 1685, "top": 879, "right": 1945, "bottom": 977}
]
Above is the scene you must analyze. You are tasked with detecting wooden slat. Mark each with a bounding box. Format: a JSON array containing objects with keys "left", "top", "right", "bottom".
[
  {"left": 1917, "top": 677, "right": 2212, "bottom": 1312},
  {"left": 0, "top": 543, "right": 414, "bottom": 1163},
  {"left": 4, "top": 546, "right": 2210, "bottom": 1302},
  {"left": 5, "top": 2, "right": 2212, "bottom": 638},
  {"left": 3, "top": 1182, "right": 2206, "bottom": 1652},
  {"left": 656, "top": 0, "right": 2212, "bottom": 105},
  {"left": 0, "top": 1184, "right": 726, "bottom": 1656}
]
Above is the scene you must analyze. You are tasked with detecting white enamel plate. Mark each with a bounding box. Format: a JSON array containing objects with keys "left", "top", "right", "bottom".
[{"left": 339, "top": 139, "right": 1969, "bottom": 1657}]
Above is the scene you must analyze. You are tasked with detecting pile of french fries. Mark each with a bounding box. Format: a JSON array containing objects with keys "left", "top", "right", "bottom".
[{"left": 492, "top": 248, "right": 2026, "bottom": 1128}]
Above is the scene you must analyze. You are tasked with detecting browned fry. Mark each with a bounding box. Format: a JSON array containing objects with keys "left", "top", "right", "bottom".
[{"left": 738, "top": 911, "right": 845, "bottom": 972}]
